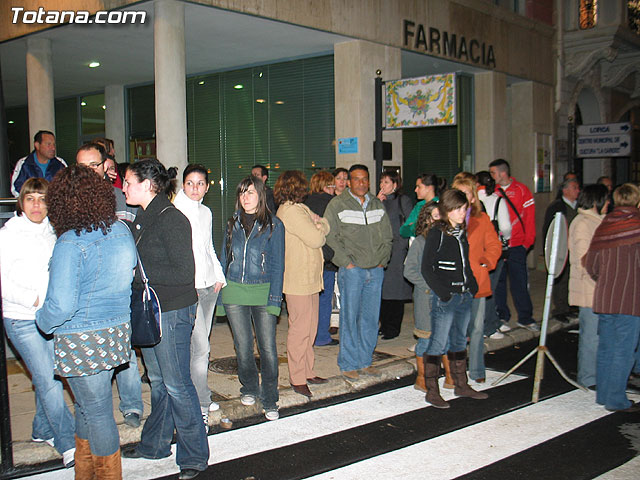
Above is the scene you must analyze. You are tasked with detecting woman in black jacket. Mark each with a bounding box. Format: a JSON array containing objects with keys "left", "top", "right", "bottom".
[
  {"left": 304, "top": 170, "right": 338, "bottom": 346},
  {"left": 421, "top": 189, "right": 486, "bottom": 410},
  {"left": 377, "top": 170, "right": 414, "bottom": 339},
  {"left": 121, "top": 159, "right": 207, "bottom": 480}
]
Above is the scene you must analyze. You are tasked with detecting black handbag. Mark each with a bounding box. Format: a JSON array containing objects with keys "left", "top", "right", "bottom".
[
  {"left": 130, "top": 252, "right": 162, "bottom": 347},
  {"left": 120, "top": 218, "right": 164, "bottom": 347}
]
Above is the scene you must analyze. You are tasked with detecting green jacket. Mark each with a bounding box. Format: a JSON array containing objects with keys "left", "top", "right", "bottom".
[{"left": 324, "top": 190, "right": 393, "bottom": 269}]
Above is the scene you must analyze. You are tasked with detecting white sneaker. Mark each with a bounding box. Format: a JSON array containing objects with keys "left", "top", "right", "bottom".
[
  {"left": 240, "top": 394, "right": 256, "bottom": 406},
  {"left": 498, "top": 323, "right": 511, "bottom": 332},
  {"left": 208, "top": 401, "right": 220, "bottom": 412},
  {"left": 264, "top": 409, "right": 279, "bottom": 421},
  {"left": 408, "top": 343, "right": 416, "bottom": 353},
  {"left": 32, "top": 436, "right": 54, "bottom": 448},
  {"left": 489, "top": 331, "right": 505, "bottom": 340},
  {"left": 202, "top": 412, "right": 209, "bottom": 434},
  {"left": 62, "top": 448, "right": 75, "bottom": 468}
]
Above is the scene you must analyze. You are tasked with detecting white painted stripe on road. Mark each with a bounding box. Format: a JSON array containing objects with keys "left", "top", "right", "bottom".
[{"left": 307, "top": 389, "right": 640, "bottom": 480}]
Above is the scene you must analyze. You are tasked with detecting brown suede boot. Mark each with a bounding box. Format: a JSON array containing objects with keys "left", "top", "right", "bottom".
[
  {"left": 441, "top": 354, "right": 455, "bottom": 389},
  {"left": 74, "top": 435, "right": 95, "bottom": 480},
  {"left": 414, "top": 355, "right": 426, "bottom": 392},
  {"left": 92, "top": 449, "right": 122, "bottom": 480},
  {"left": 423, "top": 354, "right": 450, "bottom": 409},
  {"left": 447, "top": 350, "right": 488, "bottom": 399}
]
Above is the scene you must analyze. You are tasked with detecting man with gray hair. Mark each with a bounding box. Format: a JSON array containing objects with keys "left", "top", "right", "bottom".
[{"left": 543, "top": 176, "right": 581, "bottom": 323}]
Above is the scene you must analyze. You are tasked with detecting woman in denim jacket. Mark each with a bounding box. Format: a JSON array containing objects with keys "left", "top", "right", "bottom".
[
  {"left": 217, "top": 176, "right": 285, "bottom": 421},
  {"left": 121, "top": 159, "right": 208, "bottom": 480},
  {"left": 36, "top": 165, "right": 137, "bottom": 478}
]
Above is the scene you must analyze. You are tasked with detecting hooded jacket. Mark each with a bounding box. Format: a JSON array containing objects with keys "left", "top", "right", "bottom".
[{"left": 0, "top": 214, "right": 56, "bottom": 320}]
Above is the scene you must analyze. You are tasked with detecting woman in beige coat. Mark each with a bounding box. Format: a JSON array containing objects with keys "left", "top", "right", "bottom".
[
  {"left": 568, "top": 184, "right": 609, "bottom": 389},
  {"left": 275, "top": 171, "right": 330, "bottom": 397}
]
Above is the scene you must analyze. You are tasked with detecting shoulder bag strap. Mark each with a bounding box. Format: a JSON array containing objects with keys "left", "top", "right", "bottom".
[{"left": 497, "top": 187, "right": 525, "bottom": 234}]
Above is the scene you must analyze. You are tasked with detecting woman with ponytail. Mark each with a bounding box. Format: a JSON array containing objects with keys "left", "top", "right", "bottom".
[{"left": 121, "top": 159, "right": 208, "bottom": 480}]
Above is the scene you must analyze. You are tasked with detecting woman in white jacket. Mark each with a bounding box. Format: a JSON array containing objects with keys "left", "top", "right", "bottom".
[
  {"left": 0, "top": 178, "right": 75, "bottom": 467},
  {"left": 174, "top": 164, "right": 226, "bottom": 431},
  {"left": 476, "top": 171, "right": 512, "bottom": 339}
]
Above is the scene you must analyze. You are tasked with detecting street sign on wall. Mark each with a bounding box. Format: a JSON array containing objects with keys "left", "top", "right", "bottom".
[{"left": 576, "top": 122, "right": 632, "bottom": 158}]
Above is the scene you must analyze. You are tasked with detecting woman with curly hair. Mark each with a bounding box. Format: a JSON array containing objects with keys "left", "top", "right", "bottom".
[
  {"left": 1, "top": 178, "right": 75, "bottom": 469},
  {"left": 275, "top": 171, "right": 330, "bottom": 397},
  {"left": 304, "top": 170, "right": 338, "bottom": 346},
  {"left": 36, "top": 165, "right": 137, "bottom": 479},
  {"left": 120, "top": 159, "right": 208, "bottom": 480}
]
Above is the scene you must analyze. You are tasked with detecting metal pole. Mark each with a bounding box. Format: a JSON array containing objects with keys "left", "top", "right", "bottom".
[
  {"left": 0, "top": 274, "right": 14, "bottom": 472},
  {"left": 374, "top": 73, "right": 383, "bottom": 188}
]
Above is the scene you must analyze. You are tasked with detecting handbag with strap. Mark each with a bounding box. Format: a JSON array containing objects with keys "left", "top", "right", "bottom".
[
  {"left": 120, "top": 218, "right": 165, "bottom": 347},
  {"left": 130, "top": 251, "right": 162, "bottom": 347}
]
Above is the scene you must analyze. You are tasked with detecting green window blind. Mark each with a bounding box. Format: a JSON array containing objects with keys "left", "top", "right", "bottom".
[
  {"left": 185, "top": 55, "right": 335, "bottom": 247},
  {"left": 54, "top": 97, "right": 79, "bottom": 164}
]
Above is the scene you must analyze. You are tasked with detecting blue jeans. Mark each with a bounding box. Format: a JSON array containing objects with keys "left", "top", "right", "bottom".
[
  {"left": 337, "top": 266, "right": 384, "bottom": 372},
  {"left": 114, "top": 348, "right": 143, "bottom": 416},
  {"left": 495, "top": 246, "right": 533, "bottom": 325},
  {"left": 468, "top": 297, "right": 486, "bottom": 380},
  {"left": 596, "top": 313, "right": 640, "bottom": 410},
  {"left": 67, "top": 370, "right": 119, "bottom": 456},
  {"left": 191, "top": 286, "right": 219, "bottom": 410},
  {"left": 139, "top": 304, "right": 209, "bottom": 471},
  {"left": 315, "top": 270, "right": 335, "bottom": 346},
  {"left": 225, "top": 304, "right": 279, "bottom": 409},
  {"left": 483, "top": 258, "right": 504, "bottom": 336},
  {"left": 3, "top": 318, "right": 75, "bottom": 454},
  {"left": 426, "top": 292, "right": 473, "bottom": 356},
  {"left": 578, "top": 307, "right": 599, "bottom": 388}
]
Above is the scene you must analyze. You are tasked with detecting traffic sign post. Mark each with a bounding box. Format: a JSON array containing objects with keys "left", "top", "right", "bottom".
[
  {"left": 576, "top": 122, "right": 632, "bottom": 158},
  {"left": 492, "top": 212, "right": 588, "bottom": 402}
]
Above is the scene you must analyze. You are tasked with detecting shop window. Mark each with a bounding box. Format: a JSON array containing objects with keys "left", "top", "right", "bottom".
[{"left": 579, "top": 0, "right": 598, "bottom": 29}]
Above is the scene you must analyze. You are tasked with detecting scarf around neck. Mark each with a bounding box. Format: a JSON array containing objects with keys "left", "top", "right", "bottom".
[{"left": 589, "top": 206, "right": 640, "bottom": 251}]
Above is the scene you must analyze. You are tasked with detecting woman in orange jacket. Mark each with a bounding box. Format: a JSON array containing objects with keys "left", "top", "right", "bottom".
[{"left": 452, "top": 175, "right": 502, "bottom": 383}]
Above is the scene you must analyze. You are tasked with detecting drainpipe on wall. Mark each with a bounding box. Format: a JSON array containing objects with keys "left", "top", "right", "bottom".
[{"left": 554, "top": 0, "right": 564, "bottom": 114}]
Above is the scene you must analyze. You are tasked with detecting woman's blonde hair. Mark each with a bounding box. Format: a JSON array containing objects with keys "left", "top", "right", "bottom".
[
  {"left": 613, "top": 183, "right": 640, "bottom": 207},
  {"left": 451, "top": 175, "right": 481, "bottom": 216},
  {"left": 309, "top": 171, "right": 334, "bottom": 194}
]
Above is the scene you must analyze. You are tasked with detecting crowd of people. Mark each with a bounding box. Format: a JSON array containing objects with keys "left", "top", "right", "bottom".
[{"left": 3, "top": 130, "right": 640, "bottom": 479}]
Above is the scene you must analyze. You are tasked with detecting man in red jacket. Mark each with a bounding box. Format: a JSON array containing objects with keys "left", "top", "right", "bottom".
[{"left": 489, "top": 159, "right": 538, "bottom": 331}]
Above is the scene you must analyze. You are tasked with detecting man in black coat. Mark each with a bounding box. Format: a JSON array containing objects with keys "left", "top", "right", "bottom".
[{"left": 543, "top": 177, "right": 580, "bottom": 323}]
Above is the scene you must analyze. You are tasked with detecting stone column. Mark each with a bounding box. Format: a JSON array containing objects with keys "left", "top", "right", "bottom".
[
  {"left": 509, "top": 80, "right": 553, "bottom": 259},
  {"left": 154, "top": 0, "right": 187, "bottom": 173},
  {"left": 26, "top": 37, "right": 55, "bottom": 148},
  {"left": 474, "top": 71, "right": 507, "bottom": 169},
  {"left": 105, "top": 85, "right": 127, "bottom": 163},
  {"left": 334, "top": 40, "right": 401, "bottom": 177}
]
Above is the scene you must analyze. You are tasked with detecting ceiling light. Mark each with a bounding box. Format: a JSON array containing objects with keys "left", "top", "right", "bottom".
[
  {"left": 198, "top": 81, "right": 205, "bottom": 85},
  {"left": 259, "top": 72, "right": 263, "bottom": 78},
  {"left": 275, "top": 100, "right": 284, "bottom": 105},
  {"left": 88, "top": 61, "right": 100, "bottom": 68},
  {"left": 256, "top": 99, "right": 266, "bottom": 103},
  {"left": 102, "top": 105, "right": 106, "bottom": 110},
  {"left": 81, "top": 101, "right": 87, "bottom": 106},
  {"left": 234, "top": 84, "right": 244, "bottom": 90},
  {"left": 8, "top": 120, "right": 14, "bottom": 124}
]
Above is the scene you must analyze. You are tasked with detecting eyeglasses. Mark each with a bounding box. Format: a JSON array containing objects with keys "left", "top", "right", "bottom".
[
  {"left": 87, "top": 161, "right": 105, "bottom": 169},
  {"left": 326, "top": 185, "right": 336, "bottom": 188}
]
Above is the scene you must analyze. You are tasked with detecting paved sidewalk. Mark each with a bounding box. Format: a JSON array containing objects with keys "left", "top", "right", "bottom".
[{"left": 4, "top": 265, "right": 575, "bottom": 469}]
